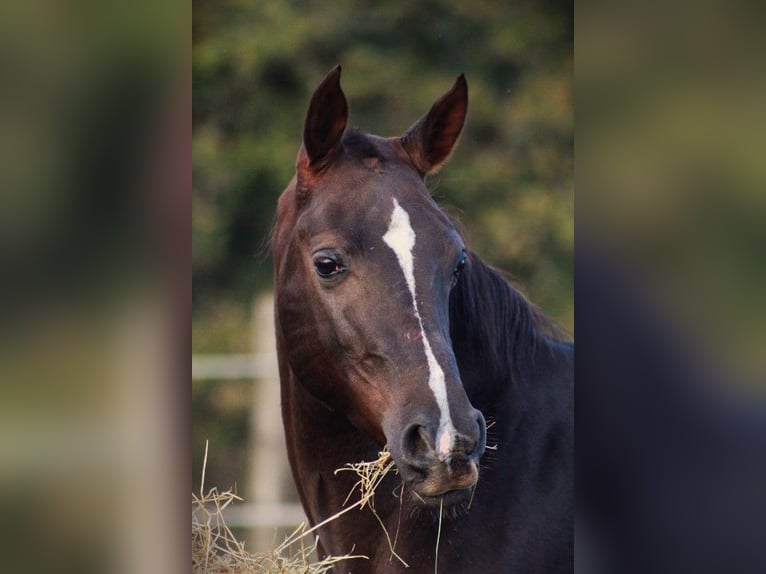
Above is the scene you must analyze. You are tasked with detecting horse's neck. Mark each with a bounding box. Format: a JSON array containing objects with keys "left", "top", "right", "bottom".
[
  {"left": 279, "top": 355, "right": 373, "bottom": 462},
  {"left": 280, "top": 366, "right": 403, "bottom": 560}
]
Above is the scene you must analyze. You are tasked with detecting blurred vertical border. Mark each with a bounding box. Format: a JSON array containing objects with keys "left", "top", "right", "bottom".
[
  {"left": 0, "top": 0, "right": 189, "bottom": 571},
  {"left": 577, "top": 0, "right": 766, "bottom": 572}
]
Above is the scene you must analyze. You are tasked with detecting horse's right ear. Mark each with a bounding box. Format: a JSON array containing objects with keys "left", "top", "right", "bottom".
[{"left": 300, "top": 65, "right": 348, "bottom": 172}]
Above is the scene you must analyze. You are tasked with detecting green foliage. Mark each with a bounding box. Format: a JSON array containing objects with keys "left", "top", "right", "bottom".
[{"left": 193, "top": 0, "right": 573, "bottom": 331}]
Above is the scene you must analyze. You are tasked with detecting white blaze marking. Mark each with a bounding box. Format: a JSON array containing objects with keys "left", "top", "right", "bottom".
[{"left": 382, "top": 198, "right": 456, "bottom": 456}]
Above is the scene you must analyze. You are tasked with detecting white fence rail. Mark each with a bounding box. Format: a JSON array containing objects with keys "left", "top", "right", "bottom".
[
  {"left": 208, "top": 502, "right": 307, "bottom": 529},
  {"left": 192, "top": 352, "right": 279, "bottom": 381}
]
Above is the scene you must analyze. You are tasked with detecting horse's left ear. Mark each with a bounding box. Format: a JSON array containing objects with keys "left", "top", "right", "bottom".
[{"left": 400, "top": 74, "right": 468, "bottom": 175}]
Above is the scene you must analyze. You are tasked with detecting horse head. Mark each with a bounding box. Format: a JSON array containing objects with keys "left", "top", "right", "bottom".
[{"left": 273, "top": 66, "right": 486, "bottom": 508}]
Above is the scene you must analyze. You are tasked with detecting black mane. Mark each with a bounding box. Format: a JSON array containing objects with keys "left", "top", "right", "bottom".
[{"left": 449, "top": 251, "right": 566, "bottom": 399}]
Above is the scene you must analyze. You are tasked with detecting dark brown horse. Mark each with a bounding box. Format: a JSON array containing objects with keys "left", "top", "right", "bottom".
[{"left": 272, "top": 66, "right": 573, "bottom": 573}]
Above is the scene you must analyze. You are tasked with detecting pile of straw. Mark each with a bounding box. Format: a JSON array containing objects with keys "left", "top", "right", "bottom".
[
  {"left": 192, "top": 486, "right": 359, "bottom": 573},
  {"left": 192, "top": 445, "right": 396, "bottom": 573}
]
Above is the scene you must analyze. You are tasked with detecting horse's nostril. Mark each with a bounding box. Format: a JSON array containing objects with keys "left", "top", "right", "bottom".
[{"left": 401, "top": 422, "right": 433, "bottom": 467}]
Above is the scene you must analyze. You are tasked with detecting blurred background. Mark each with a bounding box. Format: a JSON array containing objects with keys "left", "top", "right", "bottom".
[
  {"left": 578, "top": 0, "right": 766, "bottom": 382},
  {"left": 192, "top": 0, "right": 573, "bottom": 552},
  {"left": 1, "top": 0, "right": 762, "bottom": 569}
]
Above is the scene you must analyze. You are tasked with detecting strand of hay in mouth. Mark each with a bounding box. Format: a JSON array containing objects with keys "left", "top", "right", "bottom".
[
  {"left": 335, "top": 448, "right": 396, "bottom": 510},
  {"left": 434, "top": 497, "right": 444, "bottom": 574},
  {"left": 333, "top": 447, "right": 410, "bottom": 567},
  {"left": 278, "top": 448, "right": 406, "bottom": 567},
  {"left": 192, "top": 442, "right": 365, "bottom": 573}
]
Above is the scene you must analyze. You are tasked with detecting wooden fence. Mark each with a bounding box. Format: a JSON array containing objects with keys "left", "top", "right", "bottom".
[{"left": 193, "top": 295, "right": 306, "bottom": 552}]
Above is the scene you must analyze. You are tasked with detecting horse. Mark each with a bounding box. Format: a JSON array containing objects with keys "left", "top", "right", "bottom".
[{"left": 271, "top": 65, "right": 573, "bottom": 573}]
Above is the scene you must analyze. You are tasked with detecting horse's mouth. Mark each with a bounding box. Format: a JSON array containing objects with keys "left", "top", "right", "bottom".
[
  {"left": 408, "top": 470, "right": 478, "bottom": 509},
  {"left": 402, "top": 456, "right": 480, "bottom": 509}
]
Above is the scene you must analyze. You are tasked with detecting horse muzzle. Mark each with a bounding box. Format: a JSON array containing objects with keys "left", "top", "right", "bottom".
[{"left": 392, "top": 411, "right": 486, "bottom": 508}]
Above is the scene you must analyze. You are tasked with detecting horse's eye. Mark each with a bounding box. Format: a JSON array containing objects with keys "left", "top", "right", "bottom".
[
  {"left": 452, "top": 251, "right": 467, "bottom": 285},
  {"left": 314, "top": 255, "right": 345, "bottom": 279}
]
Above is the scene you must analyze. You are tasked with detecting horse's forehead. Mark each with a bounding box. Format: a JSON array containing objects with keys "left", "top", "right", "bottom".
[
  {"left": 305, "top": 168, "right": 449, "bottom": 241},
  {"left": 341, "top": 130, "right": 394, "bottom": 160}
]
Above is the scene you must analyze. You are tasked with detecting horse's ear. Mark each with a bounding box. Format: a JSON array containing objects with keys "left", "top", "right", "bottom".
[
  {"left": 301, "top": 65, "right": 348, "bottom": 171},
  {"left": 400, "top": 74, "right": 467, "bottom": 175}
]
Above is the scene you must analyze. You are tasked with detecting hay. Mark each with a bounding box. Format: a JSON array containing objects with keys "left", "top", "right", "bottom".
[
  {"left": 334, "top": 448, "right": 396, "bottom": 510},
  {"left": 192, "top": 444, "right": 399, "bottom": 573},
  {"left": 433, "top": 497, "right": 444, "bottom": 574},
  {"left": 275, "top": 448, "right": 407, "bottom": 567},
  {"left": 192, "top": 487, "right": 362, "bottom": 573},
  {"left": 334, "top": 448, "right": 409, "bottom": 567}
]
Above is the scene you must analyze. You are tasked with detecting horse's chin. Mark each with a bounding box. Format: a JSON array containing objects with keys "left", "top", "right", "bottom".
[
  {"left": 410, "top": 485, "right": 473, "bottom": 510},
  {"left": 395, "top": 456, "right": 480, "bottom": 510}
]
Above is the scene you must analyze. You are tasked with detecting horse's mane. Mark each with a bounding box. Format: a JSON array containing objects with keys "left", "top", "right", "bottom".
[{"left": 449, "top": 251, "right": 567, "bottom": 392}]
